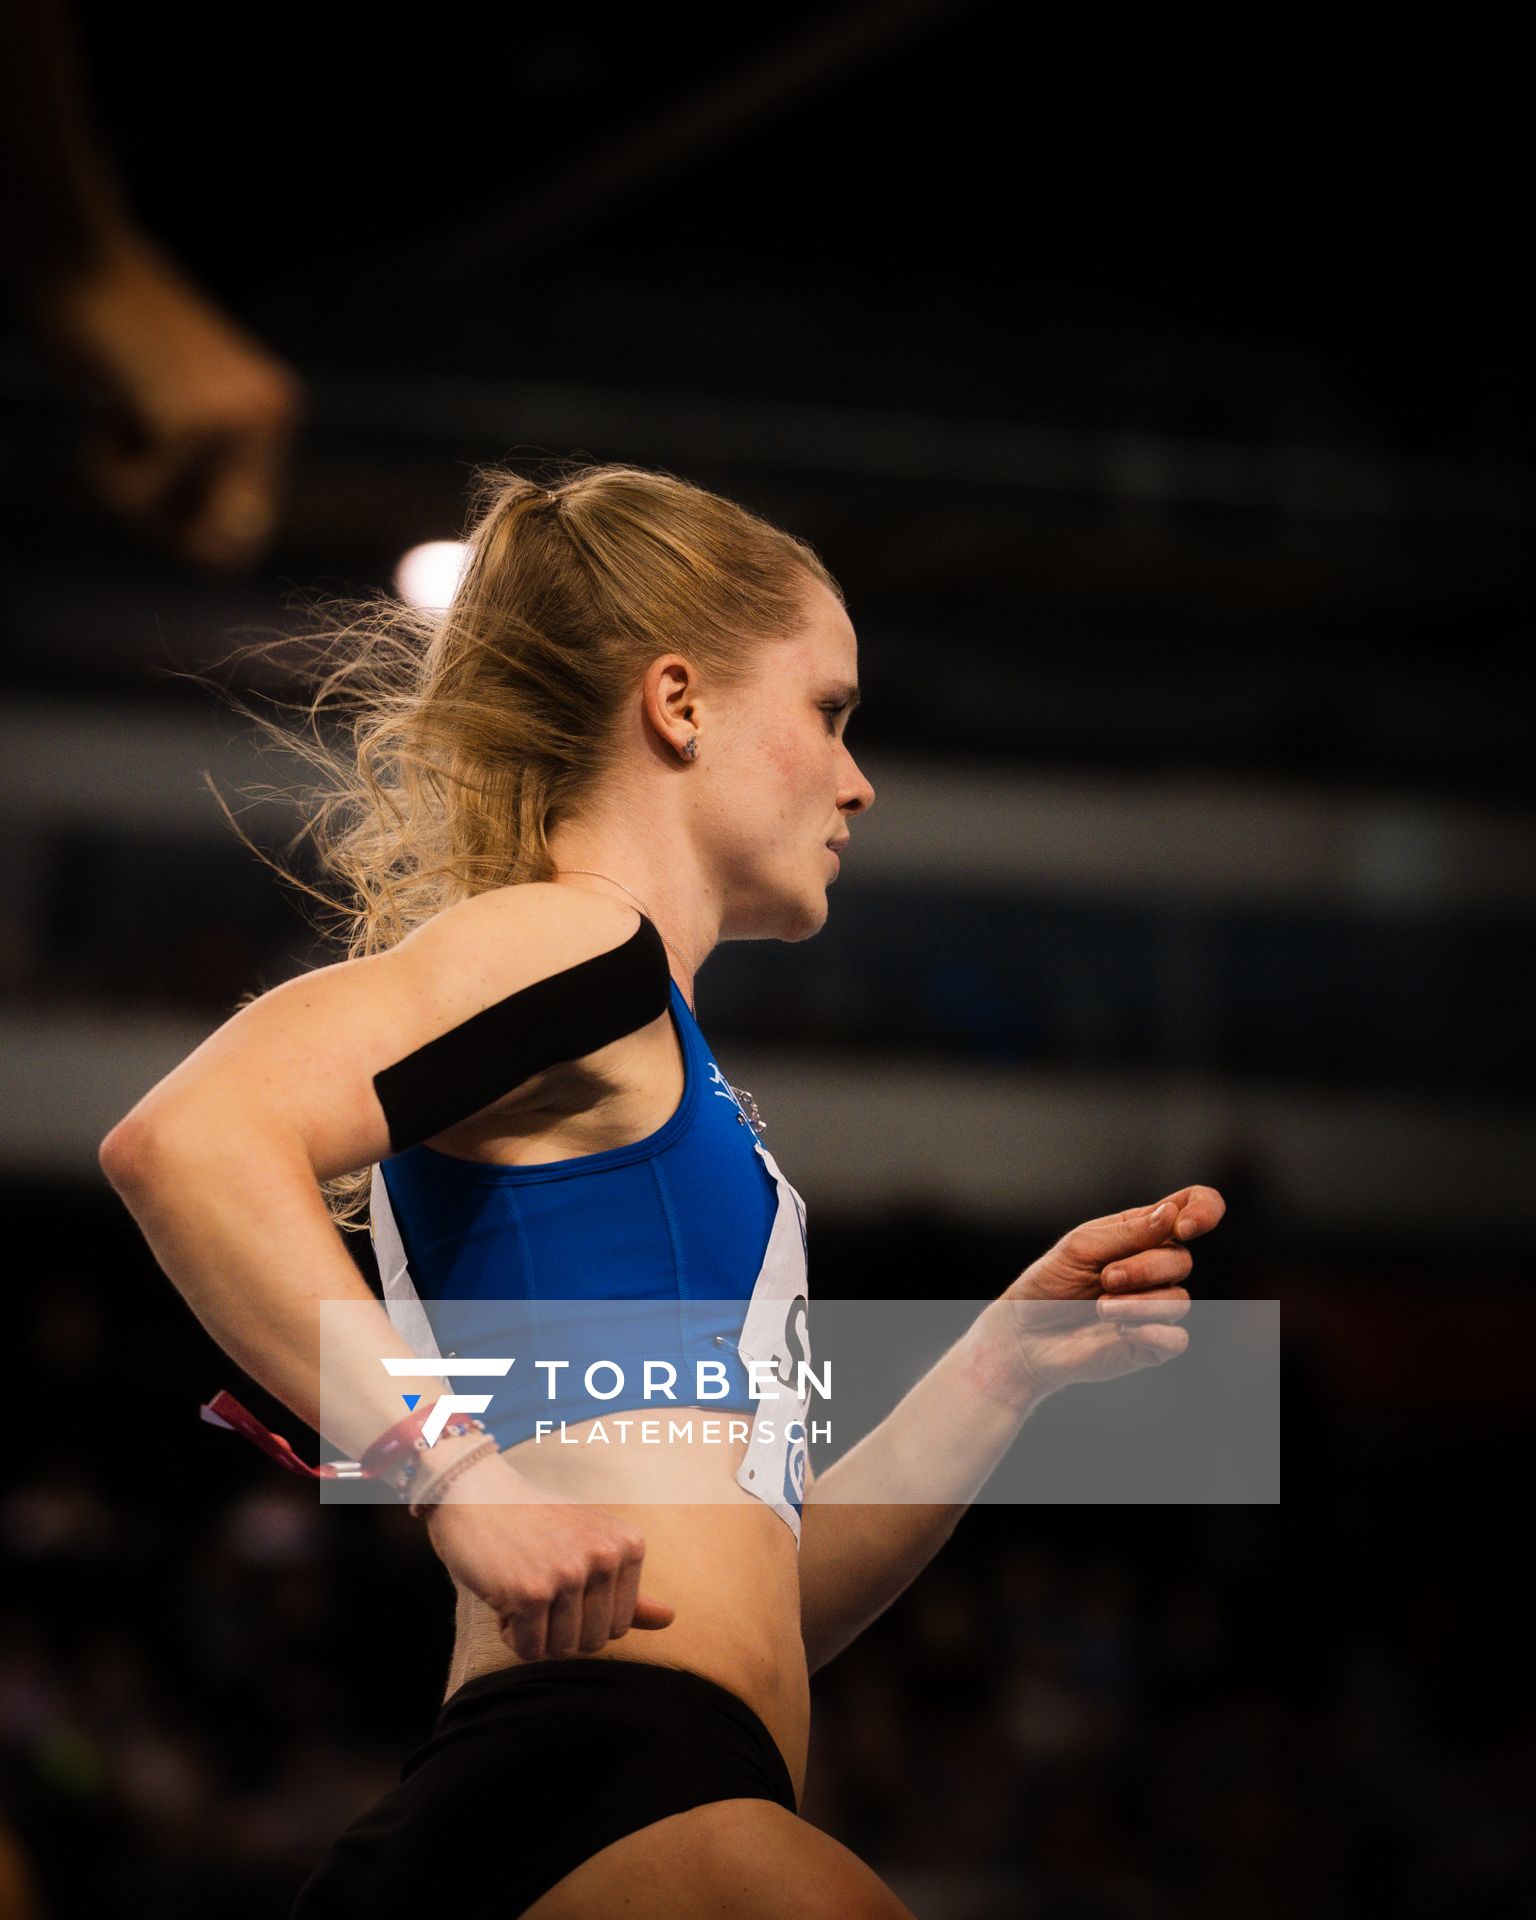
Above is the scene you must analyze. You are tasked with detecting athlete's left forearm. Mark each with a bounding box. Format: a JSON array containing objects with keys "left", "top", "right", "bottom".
[{"left": 797, "top": 1309, "right": 1050, "bottom": 1673}]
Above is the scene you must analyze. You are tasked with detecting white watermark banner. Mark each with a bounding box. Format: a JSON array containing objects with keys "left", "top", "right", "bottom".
[{"left": 318, "top": 1297, "right": 1278, "bottom": 1505}]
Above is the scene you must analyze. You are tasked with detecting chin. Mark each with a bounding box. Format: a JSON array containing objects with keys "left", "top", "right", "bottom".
[
  {"left": 723, "top": 862, "right": 834, "bottom": 942},
  {"left": 783, "top": 885, "right": 832, "bottom": 942}
]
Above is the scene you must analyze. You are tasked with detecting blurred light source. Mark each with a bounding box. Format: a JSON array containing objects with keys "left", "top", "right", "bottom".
[{"left": 393, "top": 539, "right": 468, "bottom": 610}]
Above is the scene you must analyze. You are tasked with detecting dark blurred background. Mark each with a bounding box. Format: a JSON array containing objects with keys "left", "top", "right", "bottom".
[{"left": 2, "top": 4, "right": 1531, "bottom": 1915}]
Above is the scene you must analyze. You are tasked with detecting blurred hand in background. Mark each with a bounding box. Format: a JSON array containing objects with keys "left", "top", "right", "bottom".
[
  {"left": 2, "top": 0, "right": 307, "bottom": 573},
  {"left": 31, "top": 229, "right": 306, "bottom": 573}
]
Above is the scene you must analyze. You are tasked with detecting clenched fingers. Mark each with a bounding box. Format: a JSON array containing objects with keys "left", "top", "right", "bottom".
[
  {"left": 544, "top": 1578, "right": 585, "bottom": 1659},
  {"left": 1097, "top": 1286, "right": 1192, "bottom": 1323},
  {"left": 1113, "top": 1323, "right": 1189, "bottom": 1362},
  {"left": 1072, "top": 1186, "right": 1226, "bottom": 1268},
  {"left": 609, "top": 1549, "right": 643, "bottom": 1640},
  {"left": 1103, "top": 1247, "right": 1194, "bottom": 1291}
]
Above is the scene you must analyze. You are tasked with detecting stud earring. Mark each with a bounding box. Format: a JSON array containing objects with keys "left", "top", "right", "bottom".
[{"left": 681, "top": 736, "right": 699, "bottom": 760}]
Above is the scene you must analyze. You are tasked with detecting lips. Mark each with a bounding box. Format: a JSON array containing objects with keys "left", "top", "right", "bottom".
[{"left": 826, "top": 838, "right": 850, "bottom": 852}]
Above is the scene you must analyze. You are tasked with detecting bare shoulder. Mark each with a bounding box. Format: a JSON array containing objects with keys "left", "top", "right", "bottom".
[
  {"left": 98, "top": 882, "right": 654, "bottom": 1181},
  {"left": 387, "top": 882, "right": 665, "bottom": 1151},
  {"left": 392, "top": 882, "right": 644, "bottom": 995}
]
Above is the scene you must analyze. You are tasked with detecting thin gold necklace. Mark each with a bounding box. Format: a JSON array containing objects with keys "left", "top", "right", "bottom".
[{"left": 551, "top": 868, "right": 690, "bottom": 986}]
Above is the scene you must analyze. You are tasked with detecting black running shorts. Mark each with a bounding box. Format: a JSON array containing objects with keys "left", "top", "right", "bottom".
[{"left": 289, "top": 1656, "right": 799, "bottom": 1918}]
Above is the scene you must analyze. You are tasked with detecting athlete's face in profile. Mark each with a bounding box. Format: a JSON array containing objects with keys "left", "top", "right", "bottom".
[{"left": 704, "top": 578, "right": 875, "bottom": 940}]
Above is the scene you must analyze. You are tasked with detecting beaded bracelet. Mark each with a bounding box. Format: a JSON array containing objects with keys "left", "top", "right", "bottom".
[
  {"left": 408, "top": 1436, "right": 503, "bottom": 1518},
  {"left": 361, "top": 1409, "right": 491, "bottom": 1501}
]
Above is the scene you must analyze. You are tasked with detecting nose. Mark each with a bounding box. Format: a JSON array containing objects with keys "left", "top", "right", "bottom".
[{"left": 838, "top": 748, "right": 874, "bottom": 818}]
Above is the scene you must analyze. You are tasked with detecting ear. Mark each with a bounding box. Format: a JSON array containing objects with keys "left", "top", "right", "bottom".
[{"left": 640, "top": 653, "right": 702, "bottom": 754}]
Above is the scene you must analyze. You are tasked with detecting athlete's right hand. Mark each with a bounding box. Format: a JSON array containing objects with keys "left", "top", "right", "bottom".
[{"left": 421, "top": 1451, "right": 675, "bottom": 1660}]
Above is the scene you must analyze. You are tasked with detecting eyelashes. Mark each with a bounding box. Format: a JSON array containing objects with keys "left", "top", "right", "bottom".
[{"left": 821, "top": 702, "right": 850, "bottom": 735}]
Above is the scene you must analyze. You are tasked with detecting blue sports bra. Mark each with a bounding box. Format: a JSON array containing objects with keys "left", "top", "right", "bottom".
[{"left": 368, "top": 968, "right": 814, "bottom": 1539}]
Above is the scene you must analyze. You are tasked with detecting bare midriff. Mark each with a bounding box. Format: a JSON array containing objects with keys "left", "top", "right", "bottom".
[
  {"left": 441, "top": 1417, "right": 811, "bottom": 1805},
  {"left": 423, "top": 999, "right": 811, "bottom": 1803}
]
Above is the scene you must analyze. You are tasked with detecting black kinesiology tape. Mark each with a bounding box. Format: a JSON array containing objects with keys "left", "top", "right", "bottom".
[{"left": 372, "top": 912, "right": 671, "bottom": 1154}]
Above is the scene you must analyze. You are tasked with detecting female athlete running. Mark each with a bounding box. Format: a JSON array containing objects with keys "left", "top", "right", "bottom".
[{"left": 99, "top": 464, "right": 1220, "bottom": 1918}]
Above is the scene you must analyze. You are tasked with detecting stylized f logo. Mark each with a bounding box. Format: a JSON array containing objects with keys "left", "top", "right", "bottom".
[{"left": 381, "top": 1357, "right": 514, "bottom": 1445}]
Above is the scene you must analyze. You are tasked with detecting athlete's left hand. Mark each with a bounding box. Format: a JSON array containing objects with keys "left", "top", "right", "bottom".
[{"left": 981, "top": 1185, "right": 1224, "bottom": 1401}]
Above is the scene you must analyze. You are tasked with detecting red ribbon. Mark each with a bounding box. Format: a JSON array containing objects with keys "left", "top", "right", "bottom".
[{"left": 199, "top": 1388, "right": 357, "bottom": 1479}]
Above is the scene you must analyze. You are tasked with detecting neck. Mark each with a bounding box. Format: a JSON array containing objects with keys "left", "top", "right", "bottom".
[{"left": 546, "top": 820, "right": 716, "bottom": 1014}]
